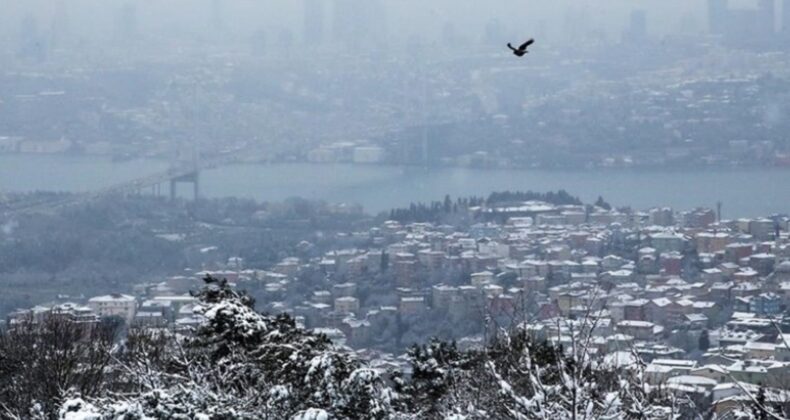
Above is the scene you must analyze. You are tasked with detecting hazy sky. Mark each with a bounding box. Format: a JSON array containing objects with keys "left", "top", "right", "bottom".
[{"left": 0, "top": 0, "right": 721, "bottom": 55}]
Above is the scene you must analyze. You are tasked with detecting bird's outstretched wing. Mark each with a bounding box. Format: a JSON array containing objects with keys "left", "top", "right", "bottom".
[{"left": 519, "top": 39, "right": 535, "bottom": 50}]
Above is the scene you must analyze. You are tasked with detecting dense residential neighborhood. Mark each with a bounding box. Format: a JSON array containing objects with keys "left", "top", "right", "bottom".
[{"left": 8, "top": 194, "right": 790, "bottom": 416}]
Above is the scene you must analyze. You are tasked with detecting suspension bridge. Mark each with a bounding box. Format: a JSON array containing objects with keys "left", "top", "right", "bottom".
[{"left": 2, "top": 151, "right": 242, "bottom": 217}]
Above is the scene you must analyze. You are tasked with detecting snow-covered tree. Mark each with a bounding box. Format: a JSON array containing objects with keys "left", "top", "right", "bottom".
[
  {"left": 399, "top": 317, "right": 679, "bottom": 419},
  {"left": 57, "top": 276, "right": 402, "bottom": 419},
  {"left": 0, "top": 313, "right": 119, "bottom": 419},
  {"left": 0, "top": 276, "right": 695, "bottom": 419}
]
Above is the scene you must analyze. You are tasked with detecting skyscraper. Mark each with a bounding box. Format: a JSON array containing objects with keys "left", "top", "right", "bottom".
[
  {"left": 627, "top": 10, "right": 647, "bottom": 41},
  {"left": 758, "top": 0, "right": 776, "bottom": 38},
  {"left": 483, "top": 18, "right": 504, "bottom": 45},
  {"left": 331, "top": 0, "right": 385, "bottom": 50},
  {"left": 250, "top": 29, "right": 267, "bottom": 56},
  {"left": 303, "top": 0, "right": 325, "bottom": 46},
  {"left": 211, "top": 0, "right": 224, "bottom": 31},
  {"left": 115, "top": 2, "right": 138, "bottom": 42},
  {"left": 708, "top": 0, "right": 729, "bottom": 34},
  {"left": 784, "top": 0, "right": 790, "bottom": 38},
  {"left": 49, "top": 0, "right": 70, "bottom": 50},
  {"left": 332, "top": 0, "right": 354, "bottom": 46},
  {"left": 722, "top": 0, "right": 777, "bottom": 47},
  {"left": 18, "top": 13, "right": 46, "bottom": 61},
  {"left": 367, "top": 0, "right": 387, "bottom": 45}
]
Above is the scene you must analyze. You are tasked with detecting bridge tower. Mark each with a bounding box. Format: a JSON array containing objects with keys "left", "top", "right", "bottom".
[
  {"left": 168, "top": 142, "right": 200, "bottom": 201},
  {"left": 169, "top": 171, "right": 199, "bottom": 201}
]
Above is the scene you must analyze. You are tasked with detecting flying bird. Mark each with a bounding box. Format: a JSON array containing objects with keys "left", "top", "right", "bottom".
[{"left": 507, "top": 39, "right": 534, "bottom": 57}]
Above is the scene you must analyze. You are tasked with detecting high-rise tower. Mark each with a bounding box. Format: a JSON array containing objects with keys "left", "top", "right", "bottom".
[
  {"left": 627, "top": 10, "right": 647, "bottom": 41},
  {"left": 303, "top": 0, "right": 325, "bottom": 46},
  {"left": 332, "top": 0, "right": 385, "bottom": 50},
  {"left": 211, "top": 0, "right": 224, "bottom": 31},
  {"left": 49, "top": 0, "right": 70, "bottom": 50},
  {"left": 708, "top": 0, "right": 729, "bottom": 34},
  {"left": 115, "top": 2, "right": 138, "bottom": 42},
  {"left": 784, "top": 0, "right": 790, "bottom": 39},
  {"left": 758, "top": 0, "right": 776, "bottom": 38}
]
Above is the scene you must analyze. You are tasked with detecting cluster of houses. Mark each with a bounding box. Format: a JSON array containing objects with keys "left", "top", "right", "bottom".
[
  {"left": 245, "top": 201, "right": 790, "bottom": 414},
  {"left": 9, "top": 199, "right": 790, "bottom": 415},
  {"left": 6, "top": 291, "right": 202, "bottom": 333}
]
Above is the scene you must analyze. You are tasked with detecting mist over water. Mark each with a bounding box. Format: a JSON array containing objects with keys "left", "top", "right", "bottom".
[
  {"left": 1, "top": 0, "right": 789, "bottom": 215},
  {"left": 3, "top": 154, "right": 789, "bottom": 218},
  {"left": 200, "top": 163, "right": 790, "bottom": 217}
]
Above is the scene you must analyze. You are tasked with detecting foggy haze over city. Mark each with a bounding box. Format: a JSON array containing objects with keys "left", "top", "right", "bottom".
[
  {"left": 2, "top": 0, "right": 790, "bottom": 213},
  {"left": 3, "top": 1, "right": 790, "bottom": 419},
  {"left": 0, "top": 1, "right": 709, "bottom": 47}
]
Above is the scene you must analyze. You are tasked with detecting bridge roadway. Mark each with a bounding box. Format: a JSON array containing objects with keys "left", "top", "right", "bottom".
[
  {"left": 2, "top": 153, "right": 240, "bottom": 217},
  {"left": 0, "top": 119, "right": 450, "bottom": 218}
]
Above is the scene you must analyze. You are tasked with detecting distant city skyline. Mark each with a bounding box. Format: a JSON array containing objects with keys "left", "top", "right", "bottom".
[{"left": 0, "top": 0, "right": 759, "bottom": 53}]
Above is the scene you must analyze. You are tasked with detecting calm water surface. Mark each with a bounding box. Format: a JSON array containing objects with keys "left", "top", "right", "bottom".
[{"left": 1, "top": 154, "right": 788, "bottom": 218}]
